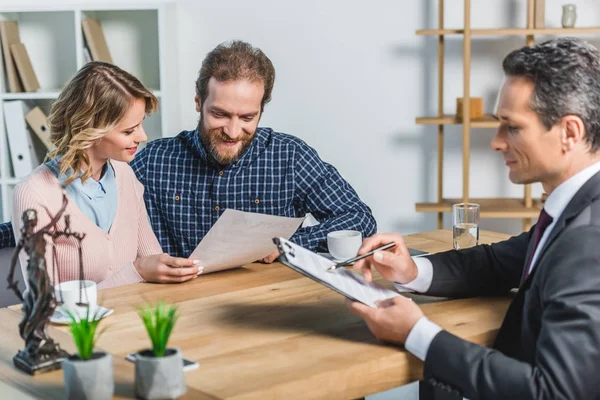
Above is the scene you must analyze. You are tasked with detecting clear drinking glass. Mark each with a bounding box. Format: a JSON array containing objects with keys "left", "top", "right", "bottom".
[{"left": 453, "top": 203, "right": 480, "bottom": 250}]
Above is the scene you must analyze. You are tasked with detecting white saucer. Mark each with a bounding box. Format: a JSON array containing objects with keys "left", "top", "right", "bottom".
[
  {"left": 320, "top": 252, "right": 356, "bottom": 263},
  {"left": 50, "top": 306, "right": 114, "bottom": 325},
  {"left": 318, "top": 252, "right": 338, "bottom": 261}
]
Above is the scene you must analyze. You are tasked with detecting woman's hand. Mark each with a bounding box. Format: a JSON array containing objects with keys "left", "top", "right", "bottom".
[{"left": 134, "top": 254, "right": 203, "bottom": 283}]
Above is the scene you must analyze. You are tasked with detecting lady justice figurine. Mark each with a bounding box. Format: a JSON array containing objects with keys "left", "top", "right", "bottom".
[{"left": 6, "top": 191, "right": 85, "bottom": 374}]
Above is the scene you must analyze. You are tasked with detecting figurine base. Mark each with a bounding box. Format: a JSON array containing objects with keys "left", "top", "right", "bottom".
[{"left": 13, "top": 349, "right": 69, "bottom": 375}]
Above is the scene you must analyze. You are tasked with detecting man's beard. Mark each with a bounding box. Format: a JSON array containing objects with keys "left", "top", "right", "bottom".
[{"left": 198, "top": 116, "right": 255, "bottom": 166}]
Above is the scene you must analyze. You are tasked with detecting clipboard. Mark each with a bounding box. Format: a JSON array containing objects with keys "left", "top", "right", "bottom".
[{"left": 273, "top": 237, "right": 398, "bottom": 308}]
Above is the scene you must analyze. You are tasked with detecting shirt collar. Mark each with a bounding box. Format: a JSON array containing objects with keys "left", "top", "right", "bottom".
[
  {"left": 47, "top": 157, "right": 116, "bottom": 199},
  {"left": 190, "top": 127, "right": 210, "bottom": 164},
  {"left": 544, "top": 161, "right": 600, "bottom": 219},
  {"left": 79, "top": 162, "right": 115, "bottom": 200}
]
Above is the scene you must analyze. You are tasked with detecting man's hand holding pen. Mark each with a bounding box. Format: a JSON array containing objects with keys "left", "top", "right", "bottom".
[
  {"left": 346, "top": 233, "right": 425, "bottom": 345},
  {"left": 353, "top": 233, "right": 419, "bottom": 284}
]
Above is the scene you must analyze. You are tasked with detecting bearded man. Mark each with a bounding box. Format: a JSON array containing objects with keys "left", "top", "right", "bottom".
[{"left": 130, "top": 40, "right": 376, "bottom": 260}]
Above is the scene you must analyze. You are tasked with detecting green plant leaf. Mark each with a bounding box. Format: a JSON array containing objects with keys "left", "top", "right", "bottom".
[
  {"left": 138, "top": 301, "right": 178, "bottom": 357},
  {"left": 65, "top": 305, "right": 107, "bottom": 360}
]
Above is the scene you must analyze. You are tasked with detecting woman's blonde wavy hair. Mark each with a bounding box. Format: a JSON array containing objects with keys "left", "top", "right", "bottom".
[{"left": 47, "top": 61, "right": 158, "bottom": 186}]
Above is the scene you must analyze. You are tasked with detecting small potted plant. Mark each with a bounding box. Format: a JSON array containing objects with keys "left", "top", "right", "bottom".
[
  {"left": 134, "top": 301, "right": 186, "bottom": 399},
  {"left": 62, "top": 307, "right": 113, "bottom": 400}
]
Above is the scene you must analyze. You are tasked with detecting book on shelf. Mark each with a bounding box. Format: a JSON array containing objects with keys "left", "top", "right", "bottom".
[
  {"left": 83, "top": 45, "right": 92, "bottom": 63},
  {"left": 10, "top": 43, "right": 40, "bottom": 92},
  {"left": 0, "top": 20, "right": 23, "bottom": 93},
  {"left": 82, "top": 19, "right": 113, "bottom": 63},
  {"left": 25, "top": 106, "right": 55, "bottom": 152},
  {"left": 3, "top": 101, "right": 40, "bottom": 178}
]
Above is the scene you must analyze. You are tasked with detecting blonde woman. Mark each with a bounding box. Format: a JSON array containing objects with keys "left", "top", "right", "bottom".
[{"left": 12, "top": 62, "right": 202, "bottom": 289}]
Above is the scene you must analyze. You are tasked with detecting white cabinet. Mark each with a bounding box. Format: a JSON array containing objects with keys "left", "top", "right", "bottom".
[{"left": 0, "top": 2, "right": 168, "bottom": 222}]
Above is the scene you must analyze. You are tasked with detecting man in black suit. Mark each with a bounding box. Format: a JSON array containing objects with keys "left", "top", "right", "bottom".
[{"left": 348, "top": 37, "right": 600, "bottom": 399}]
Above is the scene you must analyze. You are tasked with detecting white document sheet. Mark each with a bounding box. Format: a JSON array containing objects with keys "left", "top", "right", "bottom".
[
  {"left": 274, "top": 237, "right": 398, "bottom": 308},
  {"left": 189, "top": 209, "right": 305, "bottom": 274}
]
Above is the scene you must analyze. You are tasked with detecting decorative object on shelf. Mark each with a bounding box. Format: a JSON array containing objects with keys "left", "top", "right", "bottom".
[
  {"left": 62, "top": 307, "right": 113, "bottom": 400},
  {"left": 81, "top": 19, "right": 113, "bottom": 63},
  {"left": 5, "top": 192, "right": 72, "bottom": 375},
  {"left": 456, "top": 97, "right": 483, "bottom": 120},
  {"left": 10, "top": 43, "right": 40, "bottom": 92},
  {"left": 0, "top": 20, "right": 23, "bottom": 93},
  {"left": 134, "top": 301, "right": 186, "bottom": 400},
  {"left": 25, "top": 106, "right": 55, "bottom": 152},
  {"left": 534, "top": 0, "right": 545, "bottom": 29},
  {"left": 562, "top": 4, "right": 577, "bottom": 28}
]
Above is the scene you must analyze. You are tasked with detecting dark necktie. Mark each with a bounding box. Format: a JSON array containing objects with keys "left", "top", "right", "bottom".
[
  {"left": 495, "top": 208, "right": 554, "bottom": 357},
  {"left": 521, "top": 208, "right": 553, "bottom": 284}
]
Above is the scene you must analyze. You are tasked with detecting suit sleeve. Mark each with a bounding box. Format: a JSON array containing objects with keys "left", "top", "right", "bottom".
[
  {"left": 423, "top": 226, "right": 600, "bottom": 399},
  {"left": 425, "top": 229, "right": 533, "bottom": 297}
]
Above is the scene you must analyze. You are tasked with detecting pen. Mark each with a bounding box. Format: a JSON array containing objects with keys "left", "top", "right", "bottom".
[{"left": 327, "top": 242, "right": 396, "bottom": 272}]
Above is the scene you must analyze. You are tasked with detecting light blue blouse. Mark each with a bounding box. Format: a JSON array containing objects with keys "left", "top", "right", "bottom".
[{"left": 46, "top": 158, "right": 118, "bottom": 233}]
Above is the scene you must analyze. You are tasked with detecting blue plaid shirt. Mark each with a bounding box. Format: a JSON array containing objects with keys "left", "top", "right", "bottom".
[
  {"left": 0, "top": 222, "right": 15, "bottom": 248},
  {"left": 130, "top": 127, "right": 376, "bottom": 257}
]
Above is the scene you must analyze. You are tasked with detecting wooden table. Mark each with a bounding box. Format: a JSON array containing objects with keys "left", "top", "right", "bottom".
[{"left": 0, "top": 229, "right": 511, "bottom": 399}]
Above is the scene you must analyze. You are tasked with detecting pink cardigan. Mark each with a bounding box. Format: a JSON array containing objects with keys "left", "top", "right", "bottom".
[{"left": 12, "top": 161, "right": 162, "bottom": 289}]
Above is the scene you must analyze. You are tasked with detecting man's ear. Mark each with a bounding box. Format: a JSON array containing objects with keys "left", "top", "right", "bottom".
[
  {"left": 195, "top": 95, "right": 202, "bottom": 113},
  {"left": 560, "top": 115, "right": 586, "bottom": 152}
]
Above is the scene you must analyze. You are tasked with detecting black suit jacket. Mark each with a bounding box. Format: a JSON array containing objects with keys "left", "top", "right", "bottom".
[{"left": 421, "top": 170, "right": 600, "bottom": 399}]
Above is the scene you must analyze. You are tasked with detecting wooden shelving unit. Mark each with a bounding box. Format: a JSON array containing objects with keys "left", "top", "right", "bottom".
[
  {"left": 416, "top": 114, "right": 499, "bottom": 128},
  {"left": 416, "top": 0, "right": 600, "bottom": 231},
  {"left": 416, "top": 198, "right": 544, "bottom": 219},
  {"left": 417, "top": 27, "right": 600, "bottom": 36}
]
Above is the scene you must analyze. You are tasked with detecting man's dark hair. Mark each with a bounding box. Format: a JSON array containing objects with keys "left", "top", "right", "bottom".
[
  {"left": 503, "top": 37, "right": 600, "bottom": 151},
  {"left": 196, "top": 40, "right": 275, "bottom": 112}
]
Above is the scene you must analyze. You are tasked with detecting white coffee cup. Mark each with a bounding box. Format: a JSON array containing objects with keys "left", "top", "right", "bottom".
[
  {"left": 327, "top": 230, "right": 363, "bottom": 261},
  {"left": 54, "top": 280, "right": 97, "bottom": 319}
]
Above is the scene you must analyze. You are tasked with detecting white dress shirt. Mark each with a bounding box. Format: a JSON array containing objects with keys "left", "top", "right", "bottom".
[{"left": 399, "top": 161, "right": 600, "bottom": 361}]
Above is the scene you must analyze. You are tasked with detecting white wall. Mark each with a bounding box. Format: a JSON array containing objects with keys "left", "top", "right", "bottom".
[
  {"left": 4, "top": 0, "right": 600, "bottom": 236},
  {"left": 165, "top": 0, "right": 599, "bottom": 235}
]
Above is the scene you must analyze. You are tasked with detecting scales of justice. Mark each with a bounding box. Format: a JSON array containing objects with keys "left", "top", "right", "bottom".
[{"left": 6, "top": 191, "right": 91, "bottom": 375}]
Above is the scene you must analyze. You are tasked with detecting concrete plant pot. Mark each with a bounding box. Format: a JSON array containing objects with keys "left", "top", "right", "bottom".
[
  {"left": 134, "top": 347, "right": 186, "bottom": 399},
  {"left": 62, "top": 352, "right": 114, "bottom": 400}
]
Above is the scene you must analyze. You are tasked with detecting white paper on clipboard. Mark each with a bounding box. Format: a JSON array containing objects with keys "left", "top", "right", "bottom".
[{"left": 273, "top": 237, "right": 398, "bottom": 308}]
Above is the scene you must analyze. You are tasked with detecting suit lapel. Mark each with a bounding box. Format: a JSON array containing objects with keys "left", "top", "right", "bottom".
[
  {"left": 496, "top": 169, "right": 600, "bottom": 356},
  {"left": 520, "top": 232, "right": 537, "bottom": 283},
  {"left": 521, "top": 170, "right": 600, "bottom": 287}
]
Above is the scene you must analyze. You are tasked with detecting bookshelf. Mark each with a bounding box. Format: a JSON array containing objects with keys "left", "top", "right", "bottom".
[
  {"left": 415, "top": 0, "right": 600, "bottom": 231},
  {"left": 0, "top": 2, "right": 168, "bottom": 224}
]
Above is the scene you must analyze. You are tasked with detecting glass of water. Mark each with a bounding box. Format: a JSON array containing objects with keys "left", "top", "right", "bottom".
[{"left": 453, "top": 203, "right": 480, "bottom": 250}]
